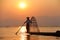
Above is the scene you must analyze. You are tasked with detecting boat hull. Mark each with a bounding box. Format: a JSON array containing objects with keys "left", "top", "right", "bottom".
[{"left": 29, "top": 31, "right": 60, "bottom": 37}]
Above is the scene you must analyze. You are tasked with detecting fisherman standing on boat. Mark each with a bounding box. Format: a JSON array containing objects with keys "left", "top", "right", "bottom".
[{"left": 24, "top": 17, "right": 32, "bottom": 33}]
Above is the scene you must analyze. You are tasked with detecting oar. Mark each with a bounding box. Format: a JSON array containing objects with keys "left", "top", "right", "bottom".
[{"left": 15, "top": 24, "right": 24, "bottom": 35}]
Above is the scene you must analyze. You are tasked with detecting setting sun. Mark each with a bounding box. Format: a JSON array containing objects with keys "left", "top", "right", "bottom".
[{"left": 19, "top": 2, "right": 26, "bottom": 9}]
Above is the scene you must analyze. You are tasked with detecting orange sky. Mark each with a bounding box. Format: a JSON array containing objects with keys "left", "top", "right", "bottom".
[{"left": 0, "top": 0, "right": 60, "bottom": 26}]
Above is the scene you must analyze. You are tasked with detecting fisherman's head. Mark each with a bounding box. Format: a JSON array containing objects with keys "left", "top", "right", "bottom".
[{"left": 26, "top": 17, "right": 30, "bottom": 20}]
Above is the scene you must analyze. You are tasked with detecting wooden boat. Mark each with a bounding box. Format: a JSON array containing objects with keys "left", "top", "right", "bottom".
[{"left": 29, "top": 31, "right": 60, "bottom": 37}]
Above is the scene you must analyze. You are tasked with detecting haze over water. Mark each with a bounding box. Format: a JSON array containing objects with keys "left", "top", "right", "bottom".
[
  {"left": 0, "top": 26, "right": 60, "bottom": 40},
  {"left": 0, "top": 0, "right": 60, "bottom": 26}
]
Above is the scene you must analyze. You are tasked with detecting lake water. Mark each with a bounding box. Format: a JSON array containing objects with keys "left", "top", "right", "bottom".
[{"left": 0, "top": 26, "right": 60, "bottom": 40}]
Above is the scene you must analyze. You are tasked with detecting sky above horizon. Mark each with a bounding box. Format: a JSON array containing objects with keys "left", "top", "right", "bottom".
[{"left": 0, "top": 0, "right": 60, "bottom": 26}]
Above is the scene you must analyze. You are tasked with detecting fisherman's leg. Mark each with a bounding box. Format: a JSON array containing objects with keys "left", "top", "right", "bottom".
[
  {"left": 26, "top": 26, "right": 30, "bottom": 33},
  {"left": 27, "top": 26, "right": 30, "bottom": 33}
]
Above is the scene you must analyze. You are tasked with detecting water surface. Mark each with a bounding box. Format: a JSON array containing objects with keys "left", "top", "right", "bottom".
[{"left": 0, "top": 26, "right": 60, "bottom": 40}]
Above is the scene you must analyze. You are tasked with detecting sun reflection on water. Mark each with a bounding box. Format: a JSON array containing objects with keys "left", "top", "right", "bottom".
[
  {"left": 20, "top": 34, "right": 27, "bottom": 40},
  {"left": 20, "top": 26, "right": 27, "bottom": 33},
  {"left": 17, "top": 26, "right": 30, "bottom": 40},
  {"left": 19, "top": 26, "right": 27, "bottom": 40}
]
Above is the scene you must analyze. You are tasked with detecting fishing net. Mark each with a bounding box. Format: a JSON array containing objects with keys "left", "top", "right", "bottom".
[{"left": 30, "top": 16, "right": 40, "bottom": 32}]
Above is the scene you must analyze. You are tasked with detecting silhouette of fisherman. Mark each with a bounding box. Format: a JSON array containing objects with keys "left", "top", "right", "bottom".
[{"left": 24, "top": 17, "right": 32, "bottom": 33}]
